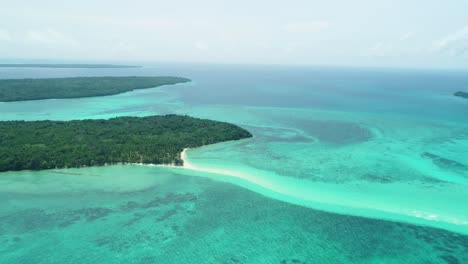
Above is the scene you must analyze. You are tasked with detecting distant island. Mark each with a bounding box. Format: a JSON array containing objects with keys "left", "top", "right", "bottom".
[
  {"left": 0, "top": 64, "right": 140, "bottom": 68},
  {"left": 454, "top": 91, "right": 468, "bottom": 99},
  {"left": 0, "top": 76, "right": 190, "bottom": 102},
  {"left": 0, "top": 115, "right": 252, "bottom": 172}
]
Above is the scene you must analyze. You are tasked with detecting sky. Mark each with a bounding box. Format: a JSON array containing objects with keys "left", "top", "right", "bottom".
[{"left": 1, "top": 0, "right": 468, "bottom": 69}]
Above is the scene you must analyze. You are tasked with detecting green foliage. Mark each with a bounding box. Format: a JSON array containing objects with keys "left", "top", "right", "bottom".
[
  {"left": 0, "top": 115, "right": 252, "bottom": 172},
  {"left": 454, "top": 91, "right": 468, "bottom": 99},
  {"left": 0, "top": 76, "right": 190, "bottom": 102}
]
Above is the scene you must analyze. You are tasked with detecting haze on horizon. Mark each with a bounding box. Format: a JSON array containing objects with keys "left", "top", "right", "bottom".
[{"left": 1, "top": 0, "right": 468, "bottom": 69}]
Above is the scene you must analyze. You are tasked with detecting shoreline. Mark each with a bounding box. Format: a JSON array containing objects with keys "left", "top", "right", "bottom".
[
  {"left": 180, "top": 148, "right": 194, "bottom": 169},
  {"left": 6, "top": 148, "right": 198, "bottom": 173},
  {"left": 3, "top": 146, "right": 467, "bottom": 235},
  {"left": 47, "top": 145, "right": 465, "bottom": 236},
  {"left": 126, "top": 148, "right": 190, "bottom": 169},
  {"left": 131, "top": 148, "right": 190, "bottom": 168}
]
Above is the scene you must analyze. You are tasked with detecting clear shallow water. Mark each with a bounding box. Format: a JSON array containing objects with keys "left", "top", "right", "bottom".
[
  {"left": 0, "top": 64, "right": 467, "bottom": 263},
  {"left": 1, "top": 166, "right": 467, "bottom": 264}
]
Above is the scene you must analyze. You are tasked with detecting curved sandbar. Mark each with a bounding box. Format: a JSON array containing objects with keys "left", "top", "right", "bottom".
[
  {"left": 0, "top": 76, "right": 190, "bottom": 102},
  {"left": 180, "top": 147, "right": 468, "bottom": 235}
]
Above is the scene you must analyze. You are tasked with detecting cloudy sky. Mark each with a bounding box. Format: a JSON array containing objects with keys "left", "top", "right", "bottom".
[{"left": 1, "top": 0, "right": 468, "bottom": 68}]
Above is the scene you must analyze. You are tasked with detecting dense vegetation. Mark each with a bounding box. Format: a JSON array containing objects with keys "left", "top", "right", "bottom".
[
  {"left": 454, "top": 91, "right": 468, "bottom": 99},
  {"left": 0, "top": 115, "right": 252, "bottom": 172},
  {"left": 0, "top": 64, "right": 140, "bottom": 68},
  {"left": 0, "top": 76, "right": 190, "bottom": 102}
]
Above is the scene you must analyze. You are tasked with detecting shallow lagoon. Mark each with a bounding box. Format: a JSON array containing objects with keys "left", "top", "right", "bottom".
[{"left": 0, "top": 64, "right": 467, "bottom": 263}]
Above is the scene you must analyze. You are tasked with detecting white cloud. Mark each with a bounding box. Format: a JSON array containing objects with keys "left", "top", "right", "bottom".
[
  {"left": 399, "top": 31, "right": 414, "bottom": 41},
  {"left": 365, "top": 42, "right": 394, "bottom": 57},
  {"left": 0, "top": 29, "right": 13, "bottom": 41},
  {"left": 283, "top": 46, "right": 294, "bottom": 54},
  {"left": 111, "top": 41, "right": 136, "bottom": 54},
  {"left": 432, "top": 25, "right": 468, "bottom": 56},
  {"left": 282, "top": 21, "right": 330, "bottom": 33},
  {"left": 193, "top": 40, "right": 209, "bottom": 51},
  {"left": 364, "top": 32, "right": 418, "bottom": 58},
  {"left": 80, "top": 16, "right": 185, "bottom": 32},
  {"left": 24, "top": 29, "right": 78, "bottom": 46}
]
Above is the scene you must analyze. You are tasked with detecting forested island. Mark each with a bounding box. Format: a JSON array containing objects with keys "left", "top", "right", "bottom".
[
  {"left": 454, "top": 91, "right": 468, "bottom": 99},
  {"left": 0, "top": 115, "right": 252, "bottom": 172},
  {"left": 0, "top": 64, "right": 140, "bottom": 68},
  {"left": 0, "top": 76, "right": 190, "bottom": 102}
]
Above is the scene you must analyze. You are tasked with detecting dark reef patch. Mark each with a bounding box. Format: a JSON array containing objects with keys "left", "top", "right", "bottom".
[
  {"left": 0, "top": 192, "right": 199, "bottom": 236},
  {"left": 0, "top": 207, "right": 114, "bottom": 234},
  {"left": 120, "top": 192, "right": 197, "bottom": 211},
  {"left": 281, "top": 259, "right": 306, "bottom": 264},
  {"left": 74, "top": 207, "right": 113, "bottom": 222},
  {"left": 247, "top": 126, "right": 314, "bottom": 143},
  {"left": 297, "top": 120, "right": 373, "bottom": 144},
  {"left": 422, "top": 152, "right": 467, "bottom": 171},
  {"left": 120, "top": 193, "right": 197, "bottom": 227},
  {"left": 141, "top": 193, "right": 197, "bottom": 209},
  {"left": 454, "top": 91, "right": 468, "bottom": 99},
  {"left": 1, "top": 174, "right": 467, "bottom": 263},
  {"left": 361, "top": 173, "right": 394, "bottom": 183},
  {"left": 440, "top": 255, "right": 460, "bottom": 264},
  {"left": 176, "top": 182, "right": 468, "bottom": 263},
  {"left": 156, "top": 208, "right": 178, "bottom": 222}
]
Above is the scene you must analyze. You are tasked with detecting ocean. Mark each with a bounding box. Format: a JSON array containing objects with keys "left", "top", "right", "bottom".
[{"left": 0, "top": 64, "right": 467, "bottom": 263}]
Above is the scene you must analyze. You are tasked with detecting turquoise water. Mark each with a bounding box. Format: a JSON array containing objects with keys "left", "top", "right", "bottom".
[{"left": 1, "top": 64, "right": 467, "bottom": 263}]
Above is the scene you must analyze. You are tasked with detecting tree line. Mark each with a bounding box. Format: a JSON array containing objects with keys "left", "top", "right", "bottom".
[
  {"left": 0, "top": 76, "right": 190, "bottom": 102},
  {"left": 0, "top": 115, "right": 252, "bottom": 172}
]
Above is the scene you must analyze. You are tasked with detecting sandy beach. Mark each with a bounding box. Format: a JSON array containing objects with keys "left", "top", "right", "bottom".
[{"left": 180, "top": 148, "right": 192, "bottom": 169}]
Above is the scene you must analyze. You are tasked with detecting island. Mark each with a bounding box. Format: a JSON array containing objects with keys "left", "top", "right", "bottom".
[
  {"left": 0, "top": 76, "right": 190, "bottom": 102},
  {"left": 0, "top": 64, "right": 140, "bottom": 68},
  {"left": 454, "top": 91, "right": 468, "bottom": 99},
  {"left": 0, "top": 115, "right": 252, "bottom": 172}
]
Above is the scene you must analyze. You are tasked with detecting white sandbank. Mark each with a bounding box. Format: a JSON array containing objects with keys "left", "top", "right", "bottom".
[{"left": 177, "top": 148, "right": 468, "bottom": 235}]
